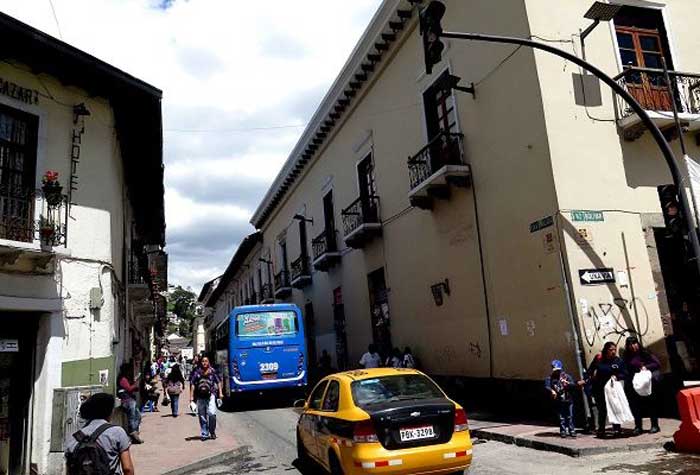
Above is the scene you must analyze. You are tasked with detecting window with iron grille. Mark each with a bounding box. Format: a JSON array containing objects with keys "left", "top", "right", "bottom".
[{"left": 0, "top": 104, "right": 38, "bottom": 242}]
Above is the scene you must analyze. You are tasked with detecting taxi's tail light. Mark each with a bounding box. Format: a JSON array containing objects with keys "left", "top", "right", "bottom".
[
  {"left": 454, "top": 408, "right": 469, "bottom": 432},
  {"left": 353, "top": 419, "right": 379, "bottom": 443}
]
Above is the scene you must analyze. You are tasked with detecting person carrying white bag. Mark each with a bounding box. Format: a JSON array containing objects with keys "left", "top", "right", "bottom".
[
  {"left": 589, "top": 342, "right": 629, "bottom": 438},
  {"left": 623, "top": 336, "right": 662, "bottom": 435}
]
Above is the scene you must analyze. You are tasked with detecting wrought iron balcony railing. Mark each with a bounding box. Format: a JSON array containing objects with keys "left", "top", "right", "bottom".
[
  {"left": 291, "top": 255, "right": 311, "bottom": 282},
  {"left": 274, "top": 269, "right": 291, "bottom": 290},
  {"left": 615, "top": 67, "right": 700, "bottom": 119},
  {"left": 0, "top": 185, "right": 68, "bottom": 247},
  {"left": 312, "top": 228, "right": 338, "bottom": 261},
  {"left": 341, "top": 195, "right": 380, "bottom": 238},
  {"left": 408, "top": 132, "right": 465, "bottom": 190}
]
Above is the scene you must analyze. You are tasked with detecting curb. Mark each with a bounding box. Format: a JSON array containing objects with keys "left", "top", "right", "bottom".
[
  {"left": 162, "top": 447, "right": 250, "bottom": 475},
  {"left": 470, "top": 428, "right": 670, "bottom": 457}
]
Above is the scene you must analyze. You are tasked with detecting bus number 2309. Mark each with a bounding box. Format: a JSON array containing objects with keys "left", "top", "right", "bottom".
[{"left": 259, "top": 362, "right": 279, "bottom": 373}]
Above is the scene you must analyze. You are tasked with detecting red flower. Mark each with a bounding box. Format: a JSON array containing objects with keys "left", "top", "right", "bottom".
[{"left": 42, "top": 171, "right": 60, "bottom": 185}]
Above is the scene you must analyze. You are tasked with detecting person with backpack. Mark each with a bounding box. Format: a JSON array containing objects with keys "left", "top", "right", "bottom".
[
  {"left": 166, "top": 364, "right": 186, "bottom": 417},
  {"left": 189, "top": 356, "right": 223, "bottom": 441},
  {"left": 65, "top": 392, "right": 135, "bottom": 475}
]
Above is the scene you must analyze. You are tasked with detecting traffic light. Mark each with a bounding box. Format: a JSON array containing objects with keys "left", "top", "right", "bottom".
[
  {"left": 658, "top": 185, "right": 686, "bottom": 238},
  {"left": 420, "top": 1, "right": 446, "bottom": 75}
]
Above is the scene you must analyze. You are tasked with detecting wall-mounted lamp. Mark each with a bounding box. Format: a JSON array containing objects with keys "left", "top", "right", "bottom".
[
  {"left": 293, "top": 214, "right": 314, "bottom": 225},
  {"left": 580, "top": 2, "right": 622, "bottom": 61},
  {"left": 73, "top": 102, "right": 91, "bottom": 124},
  {"left": 430, "top": 279, "right": 451, "bottom": 307}
]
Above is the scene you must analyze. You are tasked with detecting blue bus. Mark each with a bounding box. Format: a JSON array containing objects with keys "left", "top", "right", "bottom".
[{"left": 214, "top": 303, "right": 308, "bottom": 397}]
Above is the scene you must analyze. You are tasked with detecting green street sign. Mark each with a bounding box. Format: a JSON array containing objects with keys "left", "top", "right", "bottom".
[
  {"left": 572, "top": 210, "right": 604, "bottom": 222},
  {"left": 530, "top": 216, "right": 554, "bottom": 233}
]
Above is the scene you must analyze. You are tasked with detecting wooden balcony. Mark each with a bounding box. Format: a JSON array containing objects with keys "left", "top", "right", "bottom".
[
  {"left": 312, "top": 229, "right": 341, "bottom": 271},
  {"left": 407, "top": 132, "right": 470, "bottom": 210},
  {"left": 341, "top": 195, "right": 381, "bottom": 249},
  {"left": 615, "top": 67, "right": 700, "bottom": 140},
  {"left": 274, "top": 270, "right": 292, "bottom": 299},
  {"left": 290, "top": 255, "right": 312, "bottom": 289}
]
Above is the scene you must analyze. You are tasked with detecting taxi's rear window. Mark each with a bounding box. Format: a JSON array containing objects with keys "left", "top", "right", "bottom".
[{"left": 351, "top": 374, "right": 444, "bottom": 407}]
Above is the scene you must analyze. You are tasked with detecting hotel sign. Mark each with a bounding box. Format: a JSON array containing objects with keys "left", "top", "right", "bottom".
[{"left": 0, "top": 77, "right": 39, "bottom": 105}]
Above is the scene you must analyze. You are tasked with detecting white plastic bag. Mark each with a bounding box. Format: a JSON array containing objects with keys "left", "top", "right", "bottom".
[
  {"left": 632, "top": 369, "right": 653, "bottom": 397},
  {"left": 604, "top": 378, "right": 634, "bottom": 425},
  {"left": 189, "top": 401, "right": 198, "bottom": 414}
]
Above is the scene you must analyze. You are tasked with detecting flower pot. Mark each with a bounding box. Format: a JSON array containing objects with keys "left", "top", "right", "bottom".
[{"left": 42, "top": 184, "right": 63, "bottom": 207}]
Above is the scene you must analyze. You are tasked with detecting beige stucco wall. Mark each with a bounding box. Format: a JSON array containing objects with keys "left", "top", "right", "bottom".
[
  {"left": 525, "top": 0, "right": 700, "bottom": 370},
  {"left": 0, "top": 61, "right": 132, "bottom": 474},
  {"left": 253, "top": 0, "right": 576, "bottom": 380}
]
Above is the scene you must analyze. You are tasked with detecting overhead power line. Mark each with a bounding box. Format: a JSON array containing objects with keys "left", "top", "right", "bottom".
[{"left": 48, "top": 0, "right": 63, "bottom": 39}]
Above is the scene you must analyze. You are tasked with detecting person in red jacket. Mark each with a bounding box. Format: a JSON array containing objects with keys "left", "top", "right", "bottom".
[{"left": 117, "top": 363, "right": 143, "bottom": 444}]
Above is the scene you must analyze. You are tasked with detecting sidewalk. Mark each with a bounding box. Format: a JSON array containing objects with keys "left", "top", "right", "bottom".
[
  {"left": 130, "top": 407, "right": 238, "bottom": 475},
  {"left": 469, "top": 416, "right": 679, "bottom": 457}
]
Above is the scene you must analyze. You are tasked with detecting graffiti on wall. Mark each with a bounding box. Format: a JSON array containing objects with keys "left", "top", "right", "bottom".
[{"left": 581, "top": 297, "right": 650, "bottom": 348}]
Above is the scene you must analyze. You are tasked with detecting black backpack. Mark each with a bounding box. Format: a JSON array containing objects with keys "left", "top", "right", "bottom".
[
  {"left": 196, "top": 377, "right": 212, "bottom": 399},
  {"left": 66, "top": 423, "right": 114, "bottom": 475}
]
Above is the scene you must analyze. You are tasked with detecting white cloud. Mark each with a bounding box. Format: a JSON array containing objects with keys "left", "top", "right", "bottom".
[{"left": 0, "top": 0, "right": 383, "bottom": 290}]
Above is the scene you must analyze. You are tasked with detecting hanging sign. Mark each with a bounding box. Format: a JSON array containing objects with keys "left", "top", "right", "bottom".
[
  {"left": 579, "top": 268, "right": 615, "bottom": 285},
  {"left": 0, "top": 339, "right": 19, "bottom": 352}
]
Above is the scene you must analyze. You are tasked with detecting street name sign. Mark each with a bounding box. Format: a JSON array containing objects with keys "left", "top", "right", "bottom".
[
  {"left": 0, "top": 339, "right": 18, "bottom": 352},
  {"left": 579, "top": 268, "right": 615, "bottom": 285},
  {"left": 572, "top": 210, "right": 604, "bottom": 222},
  {"left": 530, "top": 216, "right": 554, "bottom": 233}
]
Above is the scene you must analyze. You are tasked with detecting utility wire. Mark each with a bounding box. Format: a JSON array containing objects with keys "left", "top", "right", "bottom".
[{"left": 48, "top": 0, "right": 63, "bottom": 39}]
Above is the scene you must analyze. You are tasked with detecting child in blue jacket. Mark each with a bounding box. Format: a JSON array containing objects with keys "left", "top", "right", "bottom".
[{"left": 545, "top": 359, "right": 577, "bottom": 438}]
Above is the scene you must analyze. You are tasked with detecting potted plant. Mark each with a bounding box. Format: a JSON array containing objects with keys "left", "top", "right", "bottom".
[
  {"left": 38, "top": 216, "right": 56, "bottom": 245},
  {"left": 41, "top": 170, "right": 63, "bottom": 207}
]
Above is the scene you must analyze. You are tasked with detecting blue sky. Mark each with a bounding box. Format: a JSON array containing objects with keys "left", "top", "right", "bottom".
[{"left": 0, "top": 0, "right": 383, "bottom": 291}]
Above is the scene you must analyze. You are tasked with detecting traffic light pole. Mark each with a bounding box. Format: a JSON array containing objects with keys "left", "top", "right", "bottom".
[{"left": 440, "top": 31, "right": 700, "bottom": 278}]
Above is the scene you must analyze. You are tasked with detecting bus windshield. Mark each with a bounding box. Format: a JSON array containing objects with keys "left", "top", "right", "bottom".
[{"left": 236, "top": 311, "right": 297, "bottom": 338}]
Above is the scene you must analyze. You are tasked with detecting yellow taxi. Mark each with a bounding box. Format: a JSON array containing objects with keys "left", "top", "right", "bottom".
[{"left": 296, "top": 368, "right": 472, "bottom": 474}]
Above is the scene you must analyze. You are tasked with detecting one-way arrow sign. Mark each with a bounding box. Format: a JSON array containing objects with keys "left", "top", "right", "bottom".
[{"left": 579, "top": 268, "right": 615, "bottom": 285}]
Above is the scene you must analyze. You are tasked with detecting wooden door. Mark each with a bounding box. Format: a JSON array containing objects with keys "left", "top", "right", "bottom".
[{"left": 616, "top": 27, "right": 673, "bottom": 111}]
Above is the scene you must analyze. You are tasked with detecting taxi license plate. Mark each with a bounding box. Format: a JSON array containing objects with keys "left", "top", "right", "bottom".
[
  {"left": 399, "top": 426, "right": 435, "bottom": 442},
  {"left": 261, "top": 373, "right": 278, "bottom": 380}
]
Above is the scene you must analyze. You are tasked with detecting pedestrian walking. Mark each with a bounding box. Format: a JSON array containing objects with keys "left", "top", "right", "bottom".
[
  {"left": 545, "top": 359, "right": 577, "bottom": 438},
  {"left": 623, "top": 336, "right": 662, "bottom": 435},
  {"left": 319, "top": 349, "right": 333, "bottom": 376},
  {"left": 588, "top": 342, "right": 628, "bottom": 438},
  {"left": 189, "top": 356, "right": 223, "bottom": 441},
  {"left": 402, "top": 347, "right": 416, "bottom": 369},
  {"left": 140, "top": 373, "right": 160, "bottom": 413},
  {"left": 386, "top": 348, "right": 402, "bottom": 368},
  {"left": 65, "top": 393, "right": 135, "bottom": 475},
  {"left": 117, "top": 364, "right": 143, "bottom": 444},
  {"left": 166, "top": 364, "right": 186, "bottom": 418},
  {"left": 359, "top": 344, "right": 382, "bottom": 369}
]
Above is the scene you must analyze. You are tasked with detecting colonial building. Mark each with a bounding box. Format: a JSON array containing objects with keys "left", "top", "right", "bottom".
[
  {"left": 205, "top": 0, "right": 700, "bottom": 400},
  {"left": 0, "top": 13, "right": 166, "bottom": 475}
]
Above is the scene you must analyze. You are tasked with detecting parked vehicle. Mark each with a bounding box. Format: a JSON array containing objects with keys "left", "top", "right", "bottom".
[
  {"left": 296, "top": 368, "right": 472, "bottom": 474},
  {"left": 215, "top": 304, "right": 308, "bottom": 397}
]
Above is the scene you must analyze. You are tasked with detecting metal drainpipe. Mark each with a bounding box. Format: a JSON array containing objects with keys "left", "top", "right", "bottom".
[{"left": 555, "top": 215, "right": 591, "bottom": 420}]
